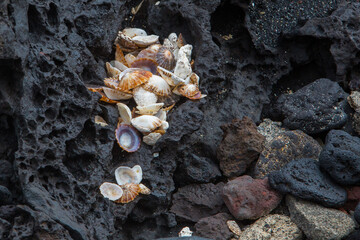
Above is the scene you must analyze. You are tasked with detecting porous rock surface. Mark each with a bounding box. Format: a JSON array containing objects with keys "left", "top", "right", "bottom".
[
  {"left": 1, "top": 0, "right": 360, "bottom": 239},
  {"left": 194, "top": 212, "right": 233, "bottom": 240}
]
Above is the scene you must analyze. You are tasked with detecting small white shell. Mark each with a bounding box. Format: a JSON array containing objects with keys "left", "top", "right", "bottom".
[
  {"left": 103, "top": 87, "right": 132, "bottom": 100},
  {"left": 106, "top": 62, "right": 121, "bottom": 77},
  {"left": 136, "top": 103, "right": 164, "bottom": 115},
  {"left": 168, "top": 33, "right": 178, "bottom": 44},
  {"left": 133, "top": 87, "right": 158, "bottom": 107},
  {"left": 179, "top": 227, "right": 193, "bottom": 237},
  {"left": 131, "top": 115, "right": 162, "bottom": 133},
  {"left": 143, "top": 132, "right": 162, "bottom": 146},
  {"left": 143, "top": 75, "right": 171, "bottom": 96},
  {"left": 174, "top": 54, "right": 192, "bottom": 81},
  {"left": 99, "top": 182, "right": 123, "bottom": 201},
  {"left": 115, "top": 166, "right": 141, "bottom": 185},
  {"left": 122, "top": 28, "right": 147, "bottom": 38},
  {"left": 95, "top": 115, "right": 108, "bottom": 126},
  {"left": 132, "top": 35, "right": 159, "bottom": 47},
  {"left": 132, "top": 165, "right": 143, "bottom": 183},
  {"left": 117, "top": 103, "right": 132, "bottom": 124},
  {"left": 160, "top": 121, "right": 169, "bottom": 131},
  {"left": 178, "top": 44, "right": 193, "bottom": 62}
]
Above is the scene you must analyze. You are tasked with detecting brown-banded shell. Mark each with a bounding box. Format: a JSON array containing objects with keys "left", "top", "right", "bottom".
[
  {"left": 131, "top": 115, "right": 163, "bottom": 133},
  {"left": 96, "top": 91, "right": 119, "bottom": 104},
  {"left": 118, "top": 68, "right": 152, "bottom": 92},
  {"left": 115, "top": 123, "right": 141, "bottom": 152},
  {"left": 143, "top": 132, "right": 162, "bottom": 146},
  {"left": 177, "top": 33, "right": 186, "bottom": 48},
  {"left": 132, "top": 35, "right": 159, "bottom": 47},
  {"left": 137, "top": 44, "right": 162, "bottom": 60},
  {"left": 115, "top": 183, "right": 141, "bottom": 203},
  {"left": 156, "top": 47, "right": 176, "bottom": 70},
  {"left": 133, "top": 86, "right": 158, "bottom": 107},
  {"left": 173, "top": 83, "right": 200, "bottom": 98},
  {"left": 99, "top": 182, "right": 123, "bottom": 201},
  {"left": 130, "top": 58, "right": 158, "bottom": 74},
  {"left": 143, "top": 75, "right": 171, "bottom": 96},
  {"left": 117, "top": 103, "right": 132, "bottom": 124},
  {"left": 139, "top": 183, "right": 151, "bottom": 195},
  {"left": 95, "top": 115, "right": 108, "bottom": 126},
  {"left": 103, "top": 87, "right": 132, "bottom": 100},
  {"left": 160, "top": 121, "right": 169, "bottom": 131},
  {"left": 136, "top": 103, "right": 164, "bottom": 115},
  {"left": 115, "top": 165, "right": 142, "bottom": 185}
]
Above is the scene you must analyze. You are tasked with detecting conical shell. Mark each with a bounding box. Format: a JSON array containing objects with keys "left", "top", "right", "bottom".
[
  {"left": 143, "top": 132, "right": 162, "bottom": 146},
  {"left": 133, "top": 86, "right": 158, "bottom": 107},
  {"left": 118, "top": 68, "right": 152, "bottom": 92},
  {"left": 125, "top": 53, "right": 137, "bottom": 67},
  {"left": 156, "top": 47, "right": 176, "bottom": 70},
  {"left": 143, "top": 75, "right": 171, "bottom": 96},
  {"left": 139, "top": 183, "right": 151, "bottom": 194},
  {"left": 122, "top": 28, "right": 147, "bottom": 38},
  {"left": 106, "top": 62, "right": 121, "bottom": 77},
  {"left": 103, "top": 87, "right": 132, "bottom": 100},
  {"left": 115, "top": 123, "right": 141, "bottom": 152},
  {"left": 99, "top": 182, "right": 123, "bottom": 201},
  {"left": 95, "top": 115, "right": 108, "bottom": 126},
  {"left": 174, "top": 54, "right": 192, "bottom": 80},
  {"left": 117, "top": 103, "right": 132, "bottom": 124},
  {"left": 130, "top": 58, "right": 158, "bottom": 74},
  {"left": 116, "top": 183, "right": 141, "bottom": 204},
  {"left": 132, "top": 35, "right": 159, "bottom": 47},
  {"left": 131, "top": 115, "right": 162, "bottom": 133},
  {"left": 137, "top": 44, "right": 162, "bottom": 60},
  {"left": 136, "top": 103, "right": 164, "bottom": 115},
  {"left": 115, "top": 166, "right": 140, "bottom": 185}
]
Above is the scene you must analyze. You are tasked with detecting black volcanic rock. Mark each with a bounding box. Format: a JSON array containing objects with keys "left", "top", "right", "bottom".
[
  {"left": 0, "top": 186, "right": 12, "bottom": 205},
  {"left": 269, "top": 158, "right": 347, "bottom": 207},
  {"left": 355, "top": 202, "right": 360, "bottom": 224},
  {"left": 319, "top": 130, "right": 360, "bottom": 185},
  {"left": 274, "top": 78, "right": 348, "bottom": 135},
  {"left": 0, "top": 160, "right": 13, "bottom": 187}
]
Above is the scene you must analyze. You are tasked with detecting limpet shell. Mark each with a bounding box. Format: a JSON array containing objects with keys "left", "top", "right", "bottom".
[
  {"left": 143, "top": 75, "right": 171, "bottom": 96},
  {"left": 118, "top": 68, "right": 152, "bottom": 92},
  {"left": 122, "top": 28, "right": 147, "bottom": 38},
  {"left": 132, "top": 165, "right": 143, "bottom": 183},
  {"left": 143, "top": 132, "right": 162, "bottom": 146},
  {"left": 131, "top": 115, "right": 163, "bottom": 133},
  {"left": 117, "top": 103, "right": 132, "bottom": 124},
  {"left": 136, "top": 103, "right": 164, "bottom": 115},
  {"left": 115, "top": 123, "right": 141, "bottom": 152},
  {"left": 116, "top": 183, "right": 141, "bottom": 204},
  {"left": 133, "top": 86, "right": 158, "bottom": 107},
  {"left": 115, "top": 166, "right": 140, "bottom": 186},
  {"left": 132, "top": 35, "right": 159, "bottom": 47},
  {"left": 156, "top": 47, "right": 176, "bottom": 70},
  {"left": 99, "top": 182, "right": 123, "bottom": 201},
  {"left": 103, "top": 87, "right": 132, "bottom": 100},
  {"left": 130, "top": 58, "right": 158, "bottom": 74}
]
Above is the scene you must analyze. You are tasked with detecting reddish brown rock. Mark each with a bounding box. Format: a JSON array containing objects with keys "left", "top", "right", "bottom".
[
  {"left": 340, "top": 186, "right": 360, "bottom": 212},
  {"left": 194, "top": 213, "right": 233, "bottom": 240},
  {"left": 223, "top": 176, "right": 282, "bottom": 220},
  {"left": 217, "top": 117, "right": 265, "bottom": 177}
]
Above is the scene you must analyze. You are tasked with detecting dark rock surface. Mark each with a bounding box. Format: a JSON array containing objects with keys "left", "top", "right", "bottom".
[
  {"left": 273, "top": 78, "right": 348, "bottom": 135},
  {"left": 217, "top": 117, "right": 265, "bottom": 178},
  {"left": 194, "top": 212, "right": 233, "bottom": 240},
  {"left": 341, "top": 186, "right": 360, "bottom": 213},
  {"left": 355, "top": 203, "right": 360, "bottom": 224},
  {"left": 254, "top": 130, "right": 322, "bottom": 179},
  {"left": 269, "top": 158, "right": 347, "bottom": 207},
  {"left": 223, "top": 176, "right": 282, "bottom": 220},
  {"left": 319, "top": 130, "right": 360, "bottom": 185}
]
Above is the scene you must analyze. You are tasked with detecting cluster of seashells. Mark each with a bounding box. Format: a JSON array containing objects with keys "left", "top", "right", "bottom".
[
  {"left": 99, "top": 165, "right": 150, "bottom": 203},
  {"left": 89, "top": 28, "right": 205, "bottom": 152}
]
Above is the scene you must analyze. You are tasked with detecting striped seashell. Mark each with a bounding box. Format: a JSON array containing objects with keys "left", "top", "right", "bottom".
[
  {"left": 173, "top": 83, "right": 200, "bottom": 98},
  {"left": 115, "top": 165, "right": 142, "bottom": 185},
  {"left": 136, "top": 103, "right": 164, "bottom": 115},
  {"left": 143, "top": 75, "right": 171, "bottom": 96},
  {"left": 125, "top": 53, "right": 137, "bottom": 67},
  {"left": 133, "top": 86, "right": 158, "bottom": 107},
  {"left": 130, "top": 58, "right": 158, "bottom": 74},
  {"left": 160, "top": 121, "right": 169, "bottom": 131},
  {"left": 137, "top": 44, "right": 162, "bottom": 60},
  {"left": 143, "top": 132, "right": 162, "bottom": 146},
  {"left": 99, "top": 182, "right": 123, "bottom": 201},
  {"left": 118, "top": 68, "right": 152, "bottom": 92},
  {"left": 103, "top": 87, "right": 132, "bottom": 100},
  {"left": 116, "top": 183, "right": 141, "bottom": 203},
  {"left": 115, "top": 123, "right": 141, "bottom": 152},
  {"left": 132, "top": 35, "right": 159, "bottom": 47},
  {"left": 131, "top": 115, "right": 162, "bottom": 133},
  {"left": 117, "top": 103, "right": 132, "bottom": 124},
  {"left": 104, "top": 77, "right": 120, "bottom": 89},
  {"left": 97, "top": 91, "right": 119, "bottom": 104},
  {"left": 86, "top": 85, "right": 103, "bottom": 93},
  {"left": 139, "top": 183, "right": 151, "bottom": 195},
  {"left": 156, "top": 47, "right": 176, "bottom": 70}
]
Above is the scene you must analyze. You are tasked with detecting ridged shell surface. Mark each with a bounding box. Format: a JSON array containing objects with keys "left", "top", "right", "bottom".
[
  {"left": 118, "top": 68, "right": 152, "bottom": 91},
  {"left": 115, "top": 166, "right": 139, "bottom": 185},
  {"left": 156, "top": 47, "right": 176, "bottom": 70},
  {"left": 132, "top": 35, "right": 159, "bottom": 47},
  {"left": 116, "top": 183, "right": 141, "bottom": 203},
  {"left": 136, "top": 103, "right": 164, "bottom": 115},
  {"left": 143, "top": 75, "right": 171, "bottom": 96},
  {"left": 143, "top": 132, "right": 162, "bottom": 146},
  {"left": 137, "top": 44, "right": 162, "bottom": 60},
  {"left": 130, "top": 58, "right": 158, "bottom": 74},
  {"left": 99, "top": 182, "right": 123, "bottom": 201}
]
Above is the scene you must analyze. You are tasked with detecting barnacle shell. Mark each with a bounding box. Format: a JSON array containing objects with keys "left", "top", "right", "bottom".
[
  {"left": 115, "top": 123, "right": 141, "bottom": 152},
  {"left": 130, "top": 58, "right": 158, "bottom": 74},
  {"left": 99, "top": 182, "right": 123, "bottom": 201},
  {"left": 125, "top": 53, "right": 137, "bottom": 67},
  {"left": 115, "top": 165, "right": 142, "bottom": 185},
  {"left": 143, "top": 132, "right": 162, "bottom": 146},
  {"left": 178, "top": 44, "right": 193, "bottom": 62},
  {"left": 95, "top": 115, "right": 108, "bottom": 126},
  {"left": 118, "top": 68, "right": 152, "bottom": 92},
  {"left": 131, "top": 115, "right": 162, "bottom": 133},
  {"left": 157, "top": 66, "right": 186, "bottom": 86},
  {"left": 174, "top": 54, "right": 192, "bottom": 80},
  {"left": 103, "top": 87, "right": 132, "bottom": 100},
  {"left": 117, "top": 103, "right": 132, "bottom": 124},
  {"left": 132, "top": 35, "right": 159, "bottom": 47},
  {"left": 143, "top": 75, "right": 171, "bottom": 96},
  {"left": 106, "top": 62, "right": 121, "bottom": 77},
  {"left": 116, "top": 183, "right": 141, "bottom": 203},
  {"left": 133, "top": 86, "right": 158, "bottom": 107},
  {"left": 137, "top": 44, "right": 162, "bottom": 60},
  {"left": 136, "top": 103, "right": 164, "bottom": 115},
  {"left": 122, "top": 28, "right": 147, "bottom": 38},
  {"left": 156, "top": 47, "right": 176, "bottom": 70}
]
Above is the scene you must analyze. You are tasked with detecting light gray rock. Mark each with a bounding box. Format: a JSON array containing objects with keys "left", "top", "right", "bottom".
[
  {"left": 239, "top": 214, "right": 303, "bottom": 240},
  {"left": 257, "top": 118, "right": 286, "bottom": 145},
  {"left": 286, "top": 195, "right": 356, "bottom": 240}
]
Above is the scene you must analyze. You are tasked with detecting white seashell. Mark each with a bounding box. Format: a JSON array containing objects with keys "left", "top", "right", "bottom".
[
  {"left": 132, "top": 35, "right": 159, "bottom": 47},
  {"left": 178, "top": 44, "right": 193, "bottom": 62},
  {"left": 136, "top": 103, "right": 164, "bottom": 115},
  {"left": 106, "top": 62, "right": 121, "bottom": 77},
  {"left": 117, "top": 103, "right": 132, "bottom": 124},
  {"left": 95, "top": 115, "right": 108, "bottom": 126},
  {"left": 99, "top": 182, "right": 123, "bottom": 201},
  {"left": 168, "top": 33, "right": 178, "bottom": 44},
  {"left": 125, "top": 53, "right": 137, "bottom": 67},
  {"left": 143, "top": 132, "right": 162, "bottom": 146},
  {"left": 160, "top": 121, "right": 169, "bottom": 130},
  {"left": 157, "top": 66, "right": 186, "bottom": 86},
  {"left": 174, "top": 54, "right": 192, "bottom": 81},
  {"left": 122, "top": 28, "right": 147, "bottom": 38},
  {"left": 155, "top": 109, "right": 167, "bottom": 121},
  {"left": 115, "top": 166, "right": 141, "bottom": 185},
  {"left": 111, "top": 60, "right": 128, "bottom": 72},
  {"left": 179, "top": 227, "right": 193, "bottom": 237},
  {"left": 133, "top": 86, "right": 158, "bottom": 107},
  {"left": 143, "top": 75, "right": 171, "bottom": 96},
  {"left": 103, "top": 87, "right": 132, "bottom": 100},
  {"left": 131, "top": 115, "right": 162, "bottom": 133},
  {"left": 132, "top": 165, "right": 143, "bottom": 184}
]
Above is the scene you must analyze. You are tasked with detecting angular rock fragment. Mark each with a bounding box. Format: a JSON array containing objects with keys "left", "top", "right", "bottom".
[{"left": 194, "top": 213, "right": 233, "bottom": 240}]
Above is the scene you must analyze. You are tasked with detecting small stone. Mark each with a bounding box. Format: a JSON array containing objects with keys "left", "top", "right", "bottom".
[
  {"left": 226, "top": 220, "right": 241, "bottom": 236},
  {"left": 257, "top": 118, "right": 286, "bottom": 144},
  {"left": 217, "top": 117, "right": 265, "bottom": 177},
  {"left": 286, "top": 195, "right": 356, "bottom": 240},
  {"left": 223, "top": 176, "right": 282, "bottom": 220},
  {"left": 195, "top": 213, "right": 233, "bottom": 240},
  {"left": 239, "top": 214, "right": 303, "bottom": 240},
  {"left": 319, "top": 130, "right": 360, "bottom": 185},
  {"left": 269, "top": 158, "right": 347, "bottom": 207},
  {"left": 178, "top": 227, "right": 192, "bottom": 237},
  {"left": 341, "top": 186, "right": 360, "bottom": 213},
  {"left": 347, "top": 91, "right": 360, "bottom": 111},
  {"left": 254, "top": 130, "right": 322, "bottom": 179}
]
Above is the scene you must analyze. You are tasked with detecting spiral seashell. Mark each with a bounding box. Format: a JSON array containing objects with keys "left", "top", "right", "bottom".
[
  {"left": 115, "top": 165, "right": 142, "bottom": 185},
  {"left": 125, "top": 53, "right": 137, "bottom": 67},
  {"left": 143, "top": 132, "right": 162, "bottom": 146},
  {"left": 137, "top": 44, "right": 162, "bottom": 60},
  {"left": 156, "top": 47, "right": 176, "bottom": 70},
  {"left": 136, "top": 103, "right": 164, "bottom": 115},
  {"left": 103, "top": 87, "right": 132, "bottom": 100},
  {"left": 118, "top": 68, "right": 152, "bottom": 92},
  {"left": 133, "top": 86, "right": 158, "bottom": 107},
  {"left": 122, "top": 28, "right": 147, "bottom": 38},
  {"left": 117, "top": 103, "right": 132, "bottom": 124},
  {"left": 143, "top": 75, "right": 171, "bottom": 96},
  {"left": 131, "top": 115, "right": 163, "bottom": 133},
  {"left": 116, "top": 183, "right": 141, "bottom": 204},
  {"left": 99, "top": 182, "right": 123, "bottom": 201},
  {"left": 115, "top": 123, "right": 141, "bottom": 152},
  {"left": 106, "top": 62, "right": 121, "bottom": 77},
  {"left": 130, "top": 58, "right": 158, "bottom": 74},
  {"left": 132, "top": 35, "right": 159, "bottom": 47}
]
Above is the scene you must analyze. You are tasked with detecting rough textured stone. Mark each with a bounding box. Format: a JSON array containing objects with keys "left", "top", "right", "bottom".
[
  {"left": 348, "top": 91, "right": 360, "bottom": 135},
  {"left": 0, "top": 160, "right": 12, "bottom": 188},
  {"left": 223, "top": 176, "right": 282, "bottom": 220},
  {"left": 0, "top": 186, "right": 12, "bottom": 205},
  {"left": 194, "top": 213, "right": 233, "bottom": 240},
  {"left": 286, "top": 195, "right": 356, "bottom": 240},
  {"left": 170, "top": 183, "right": 226, "bottom": 222},
  {"left": 257, "top": 118, "right": 286, "bottom": 145},
  {"left": 254, "top": 130, "right": 322, "bottom": 179},
  {"left": 342, "top": 186, "right": 360, "bottom": 213},
  {"left": 319, "top": 130, "right": 360, "bottom": 185},
  {"left": 239, "top": 214, "right": 303, "bottom": 240},
  {"left": 354, "top": 202, "right": 360, "bottom": 224},
  {"left": 274, "top": 78, "right": 348, "bottom": 135},
  {"left": 346, "top": 230, "right": 360, "bottom": 240},
  {"left": 269, "top": 158, "right": 347, "bottom": 207},
  {"left": 217, "top": 117, "right": 265, "bottom": 177}
]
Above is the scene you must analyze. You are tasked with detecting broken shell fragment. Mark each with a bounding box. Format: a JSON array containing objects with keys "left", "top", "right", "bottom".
[
  {"left": 103, "top": 87, "right": 132, "bottom": 100},
  {"left": 174, "top": 54, "right": 192, "bottom": 80},
  {"left": 160, "top": 121, "right": 169, "bottom": 130},
  {"left": 118, "top": 68, "right": 152, "bottom": 92},
  {"left": 131, "top": 115, "right": 163, "bottom": 133},
  {"left": 143, "top": 75, "right": 171, "bottom": 96},
  {"left": 132, "top": 35, "right": 159, "bottom": 47},
  {"left": 111, "top": 60, "right": 128, "bottom": 72},
  {"left": 133, "top": 86, "right": 158, "bottom": 107},
  {"left": 116, "top": 183, "right": 141, "bottom": 204},
  {"left": 95, "top": 115, "right": 108, "bottom": 126},
  {"left": 106, "top": 62, "right": 121, "bottom": 77},
  {"left": 136, "top": 103, "right": 164, "bottom": 115},
  {"left": 99, "top": 182, "right": 123, "bottom": 201},
  {"left": 115, "top": 123, "right": 141, "bottom": 152},
  {"left": 117, "top": 103, "right": 132, "bottom": 124},
  {"left": 155, "top": 109, "right": 167, "bottom": 121},
  {"left": 177, "top": 33, "right": 186, "bottom": 48},
  {"left": 178, "top": 44, "right": 193, "bottom": 62},
  {"left": 115, "top": 32, "right": 138, "bottom": 51},
  {"left": 143, "top": 132, "right": 162, "bottom": 146},
  {"left": 130, "top": 58, "right": 158, "bottom": 74}
]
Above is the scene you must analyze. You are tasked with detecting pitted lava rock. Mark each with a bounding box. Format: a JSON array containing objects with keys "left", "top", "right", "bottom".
[
  {"left": 194, "top": 212, "right": 233, "bottom": 240},
  {"left": 217, "top": 117, "right": 265, "bottom": 178},
  {"left": 341, "top": 186, "right": 360, "bottom": 213},
  {"left": 254, "top": 130, "right": 322, "bottom": 179},
  {"left": 269, "top": 158, "right": 347, "bottom": 208},
  {"left": 319, "top": 130, "right": 360, "bottom": 185},
  {"left": 273, "top": 78, "right": 348, "bottom": 135},
  {"left": 223, "top": 176, "right": 282, "bottom": 220}
]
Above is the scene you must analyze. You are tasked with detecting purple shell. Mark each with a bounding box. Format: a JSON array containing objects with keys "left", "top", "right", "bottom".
[{"left": 115, "top": 123, "right": 141, "bottom": 152}]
